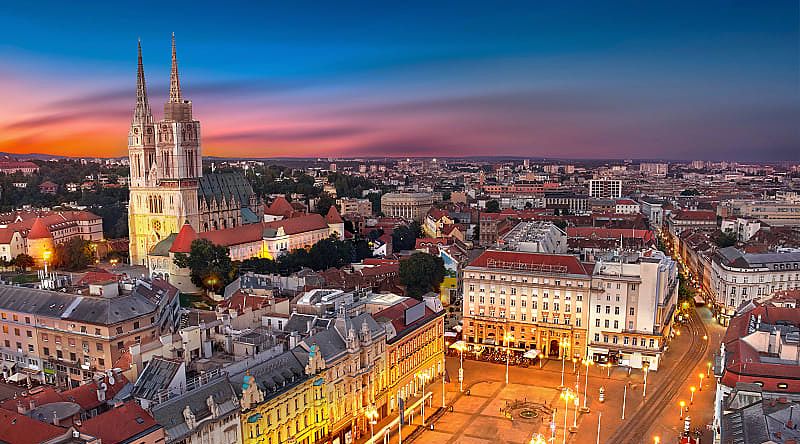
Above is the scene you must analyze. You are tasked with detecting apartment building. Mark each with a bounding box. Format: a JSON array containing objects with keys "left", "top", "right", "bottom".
[
  {"left": 587, "top": 250, "right": 678, "bottom": 370},
  {"left": 462, "top": 250, "right": 592, "bottom": 360},
  {"left": 0, "top": 279, "right": 180, "bottom": 388},
  {"left": 588, "top": 178, "right": 622, "bottom": 199}
]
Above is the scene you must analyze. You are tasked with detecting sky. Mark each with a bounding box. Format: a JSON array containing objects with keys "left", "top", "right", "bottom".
[{"left": 0, "top": 1, "right": 798, "bottom": 161}]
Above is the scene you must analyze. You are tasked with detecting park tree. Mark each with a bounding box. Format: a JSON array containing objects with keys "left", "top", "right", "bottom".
[
  {"left": 485, "top": 200, "right": 501, "bottom": 213},
  {"left": 400, "top": 252, "right": 446, "bottom": 299},
  {"left": 12, "top": 254, "right": 35, "bottom": 272},
  {"left": 173, "top": 239, "right": 235, "bottom": 293},
  {"left": 54, "top": 237, "right": 94, "bottom": 271},
  {"left": 392, "top": 224, "right": 419, "bottom": 251},
  {"left": 714, "top": 231, "right": 737, "bottom": 248},
  {"left": 315, "top": 193, "right": 336, "bottom": 215}
]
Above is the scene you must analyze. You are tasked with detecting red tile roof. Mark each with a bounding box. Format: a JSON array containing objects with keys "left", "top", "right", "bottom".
[
  {"left": 374, "top": 299, "right": 441, "bottom": 342},
  {"left": 79, "top": 401, "right": 162, "bottom": 444},
  {"left": 263, "top": 213, "right": 329, "bottom": 235},
  {"left": 27, "top": 217, "right": 52, "bottom": 239},
  {"left": 75, "top": 269, "right": 122, "bottom": 286},
  {"left": 169, "top": 222, "right": 198, "bottom": 253},
  {"left": 0, "top": 409, "right": 65, "bottom": 444},
  {"left": 325, "top": 205, "right": 344, "bottom": 224},
  {"left": 265, "top": 196, "right": 294, "bottom": 217},
  {"left": 673, "top": 210, "right": 717, "bottom": 221},
  {"left": 468, "top": 250, "right": 589, "bottom": 275}
]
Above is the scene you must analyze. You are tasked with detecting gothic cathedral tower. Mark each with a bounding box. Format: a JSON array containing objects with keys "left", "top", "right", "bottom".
[{"left": 128, "top": 35, "right": 202, "bottom": 265}]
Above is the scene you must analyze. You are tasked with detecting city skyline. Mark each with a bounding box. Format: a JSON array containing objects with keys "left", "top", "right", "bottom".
[{"left": 1, "top": 1, "right": 798, "bottom": 161}]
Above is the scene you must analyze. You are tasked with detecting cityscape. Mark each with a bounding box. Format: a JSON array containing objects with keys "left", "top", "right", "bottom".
[{"left": 0, "top": 2, "right": 798, "bottom": 444}]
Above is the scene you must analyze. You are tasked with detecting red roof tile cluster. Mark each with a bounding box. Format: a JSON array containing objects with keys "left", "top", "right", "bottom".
[
  {"left": 721, "top": 302, "right": 800, "bottom": 392},
  {"left": 468, "top": 250, "right": 589, "bottom": 275},
  {"left": 169, "top": 222, "right": 199, "bottom": 253},
  {"left": 78, "top": 401, "right": 162, "bottom": 444},
  {"left": 75, "top": 269, "right": 122, "bottom": 286},
  {"left": 263, "top": 213, "right": 328, "bottom": 235},
  {"left": 374, "top": 299, "right": 440, "bottom": 342},
  {"left": 325, "top": 205, "right": 344, "bottom": 224},
  {"left": 27, "top": 217, "right": 52, "bottom": 240},
  {"left": 265, "top": 196, "right": 294, "bottom": 217},
  {"left": 0, "top": 372, "right": 129, "bottom": 413},
  {"left": 0, "top": 409, "right": 65, "bottom": 444}
]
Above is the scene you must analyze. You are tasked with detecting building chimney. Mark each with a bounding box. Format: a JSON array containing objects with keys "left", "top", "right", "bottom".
[
  {"left": 289, "top": 331, "right": 299, "bottom": 349},
  {"left": 52, "top": 410, "right": 59, "bottom": 427},
  {"left": 29, "top": 399, "right": 35, "bottom": 411}
]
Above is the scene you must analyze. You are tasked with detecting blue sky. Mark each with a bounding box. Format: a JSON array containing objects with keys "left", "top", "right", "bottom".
[{"left": 1, "top": 1, "right": 797, "bottom": 160}]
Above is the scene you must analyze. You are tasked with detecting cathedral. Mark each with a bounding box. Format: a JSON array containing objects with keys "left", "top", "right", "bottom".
[{"left": 128, "top": 35, "right": 262, "bottom": 265}]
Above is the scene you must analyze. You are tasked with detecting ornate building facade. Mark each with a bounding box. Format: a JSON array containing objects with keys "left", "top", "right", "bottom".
[{"left": 128, "top": 36, "right": 261, "bottom": 265}]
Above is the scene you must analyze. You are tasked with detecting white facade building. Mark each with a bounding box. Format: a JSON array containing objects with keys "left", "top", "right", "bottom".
[
  {"left": 588, "top": 178, "right": 622, "bottom": 199},
  {"left": 587, "top": 249, "right": 678, "bottom": 370},
  {"left": 498, "top": 221, "right": 567, "bottom": 253}
]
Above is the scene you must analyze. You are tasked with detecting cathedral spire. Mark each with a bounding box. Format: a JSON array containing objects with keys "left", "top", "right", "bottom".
[
  {"left": 133, "top": 39, "right": 153, "bottom": 124},
  {"left": 169, "top": 32, "right": 182, "bottom": 103}
]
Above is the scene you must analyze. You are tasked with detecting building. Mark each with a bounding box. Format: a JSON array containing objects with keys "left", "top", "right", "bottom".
[
  {"left": 667, "top": 209, "right": 718, "bottom": 250},
  {"left": 373, "top": 297, "right": 445, "bottom": 417},
  {"left": 588, "top": 178, "right": 622, "bottom": 199},
  {"left": 380, "top": 192, "right": 434, "bottom": 221},
  {"left": 423, "top": 208, "right": 454, "bottom": 238},
  {"left": 462, "top": 250, "right": 592, "bottom": 359},
  {"left": 639, "top": 199, "right": 665, "bottom": 229},
  {"left": 128, "top": 36, "right": 262, "bottom": 265},
  {"left": 38, "top": 181, "right": 59, "bottom": 195},
  {"left": 232, "top": 347, "right": 328, "bottom": 444},
  {"left": 712, "top": 299, "right": 800, "bottom": 444},
  {"left": 0, "top": 211, "right": 104, "bottom": 264},
  {"left": 586, "top": 250, "right": 678, "bottom": 370},
  {"left": 498, "top": 221, "right": 567, "bottom": 253},
  {"left": 150, "top": 376, "right": 242, "bottom": 444},
  {"left": 711, "top": 247, "right": 800, "bottom": 324},
  {"left": 478, "top": 213, "right": 516, "bottom": 247},
  {"left": 543, "top": 191, "right": 589, "bottom": 214},
  {"left": 290, "top": 312, "right": 387, "bottom": 444},
  {"left": 614, "top": 199, "right": 640, "bottom": 215},
  {"left": 0, "top": 159, "right": 39, "bottom": 175},
  {"left": 718, "top": 198, "right": 800, "bottom": 225},
  {"left": 720, "top": 218, "right": 761, "bottom": 242},
  {"left": 638, "top": 163, "right": 668, "bottom": 177},
  {"left": 337, "top": 198, "right": 372, "bottom": 218},
  {"left": 0, "top": 279, "right": 180, "bottom": 388}
]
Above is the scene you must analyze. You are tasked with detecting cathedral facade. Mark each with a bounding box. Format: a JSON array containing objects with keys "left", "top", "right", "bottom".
[{"left": 128, "top": 36, "right": 261, "bottom": 265}]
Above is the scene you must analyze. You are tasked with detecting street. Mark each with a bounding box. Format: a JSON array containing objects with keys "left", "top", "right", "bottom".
[{"left": 362, "top": 305, "right": 721, "bottom": 444}]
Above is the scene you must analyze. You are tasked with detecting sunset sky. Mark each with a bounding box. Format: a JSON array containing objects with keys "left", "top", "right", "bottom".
[{"left": 1, "top": 1, "right": 798, "bottom": 160}]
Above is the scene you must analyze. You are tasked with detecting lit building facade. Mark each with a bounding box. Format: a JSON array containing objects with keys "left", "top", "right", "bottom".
[
  {"left": 380, "top": 193, "right": 434, "bottom": 222},
  {"left": 462, "top": 250, "right": 591, "bottom": 360}
]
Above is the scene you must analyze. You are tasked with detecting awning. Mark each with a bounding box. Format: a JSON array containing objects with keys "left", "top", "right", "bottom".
[
  {"left": 444, "top": 332, "right": 458, "bottom": 338},
  {"left": 523, "top": 349, "right": 541, "bottom": 359},
  {"left": 6, "top": 373, "right": 26, "bottom": 383},
  {"left": 591, "top": 347, "right": 610, "bottom": 355}
]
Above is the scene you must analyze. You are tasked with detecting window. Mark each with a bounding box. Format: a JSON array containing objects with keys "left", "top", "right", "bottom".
[
  {"left": 614, "top": 307, "right": 620, "bottom": 315},
  {"left": 28, "top": 344, "right": 34, "bottom": 352},
  {"left": 43, "top": 347, "right": 50, "bottom": 356},
  {"left": 604, "top": 320, "right": 610, "bottom": 328},
  {"left": 96, "top": 343, "right": 103, "bottom": 352},
  {"left": 648, "top": 339, "right": 655, "bottom": 348},
  {"left": 613, "top": 320, "right": 619, "bottom": 329},
  {"left": 594, "top": 333, "right": 600, "bottom": 342},
  {"left": 629, "top": 307, "right": 635, "bottom": 316},
  {"left": 623, "top": 337, "right": 629, "bottom": 345},
  {"left": 605, "top": 306, "right": 610, "bottom": 314},
  {"left": 595, "top": 319, "right": 601, "bottom": 327},
  {"left": 26, "top": 330, "right": 32, "bottom": 338},
  {"left": 632, "top": 338, "right": 638, "bottom": 346},
  {"left": 596, "top": 305, "right": 601, "bottom": 314},
  {"left": 116, "top": 326, "right": 123, "bottom": 334},
  {"left": 117, "top": 341, "right": 124, "bottom": 350},
  {"left": 133, "top": 321, "right": 140, "bottom": 329}
]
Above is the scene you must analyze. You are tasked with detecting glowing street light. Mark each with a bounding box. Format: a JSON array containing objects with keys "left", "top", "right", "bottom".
[
  {"left": 581, "top": 357, "right": 593, "bottom": 412},
  {"left": 539, "top": 352, "right": 545, "bottom": 369},
  {"left": 559, "top": 338, "right": 569, "bottom": 389},
  {"left": 654, "top": 436, "right": 660, "bottom": 444},
  {"left": 417, "top": 372, "right": 430, "bottom": 426},
  {"left": 707, "top": 360, "right": 713, "bottom": 377},
  {"left": 679, "top": 400, "right": 686, "bottom": 419},
  {"left": 529, "top": 433, "right": 546, "bottom": 444},
  {"left": 699, "top": 373, "right": 705, "bottom": 391},
  {"left": 504, "top": 332, "right": 515, "bottom": 385},
  {"left": 560, "top": 389, "right": 576, "bottom": 444},
  {"left": 642, "top": 361, "right": 650, "bottom": 398},
  {"left": 449, "top": 340, "right": 467, "bottom": 392},
  {"left": 690, "top": 386, "right": 696, "bottom": 404},
  {"left": 42, "top": 250, "right": 52, "bottom": 275},
  {"left": 365, "top": 405, "right": 379, "bottom": 443}
]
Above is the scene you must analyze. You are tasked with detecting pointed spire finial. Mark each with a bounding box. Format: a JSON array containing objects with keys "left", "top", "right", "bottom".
[
  {"left": 169, "top": 32, "right": 182, "bottom": 103},
  {"left": 133, "top": 39, "right": 153, "bottom": 124}
]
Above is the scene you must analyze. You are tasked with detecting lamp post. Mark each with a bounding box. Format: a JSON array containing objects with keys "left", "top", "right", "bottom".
[
  {"left": 690, "top": 386, "right": 696, "bottom": 404},
  {"left": 539, "top": 352, "right": 545, "bottom": 369},
  {"left": 707, "top": 361, "right": 712, "bottom": 377},
  {"left": 42, "top": 250, "right": 51, "bottom": 275},
  {"left": 559, "top": 338, "right": 568, "bottom": 390},
  {"left": 504, "top": 332, "right": 515, "bottom": 385},
  {"left": 449, "top": 341, "right": 467, "bottom": 392},
  {"left": 560, "top": 389, "right": 575, "bottom": 444},
  {"left": 679, "top": 400, "right": 686, "bottom": 419},
  {"left": 699, "top": 373, "right": 705, "bottom": 391},
  {"left": 654, "top": 436, "right": 660, "bottom": 444},
  {"left": 642, "top": 362, "right": 650, "bottom": 398},
  {"left": 581, "top": 357, "right": 593, "bottom": 412},
  {"left": 420, "top": 372, "right": 431, "bottom": 426},
  {"left": 365, "top": 405, "right": 378, "bottom": 443}
]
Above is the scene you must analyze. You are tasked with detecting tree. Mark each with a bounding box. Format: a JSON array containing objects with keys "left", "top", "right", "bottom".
[
  {"left": 315, "top": 193, "right": 336, "bottom": 215},
  {"left": 12, "top": 254, "right": 35, "bottom": 272},
  {"left": 485, "top": 200, "right": 500, "bottom": 213},
  {"left": 680, "top": 189, "right": 700, "bottom": 196},
  {"left": 400, "top": 253, "right": 446, "bottom": 299},
  {"left": 54, "top": 237, "right": 94, "bottom": 271},
  {"left": 173, "top": 239, "right": 235, "bottom": 293},
  {"left": 392, "top": 224, "right": 419, "bottom": 251},
  {"left": 714, "top": 231, "right": 737, "bottom": 248},
  {"left": 354, "top": 239, "right": 373, "bottom": 261},
  {"left": 553, "top": 219, "right": 568, "bottom": 231}
]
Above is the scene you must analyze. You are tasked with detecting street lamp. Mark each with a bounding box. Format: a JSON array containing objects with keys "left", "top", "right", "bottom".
[
  {"left": 654, "top": 436, "right": 660, "bottom": 444},
  {"left": 699, "top": 373, "right": 705, "bottom": 391},
  {"left": 503, "top": 332, "right": 515, "bottom": 385},
  {"left": 560, "top": 389, "right": 575, "bottom": 444},
  {"left": 707, "top": 361, "right": 712, "bottom": 377},
  {"left": 417, "top": 372, "right": 430, "bottom": 426},
  {"left": 539, "top": 352, "right": 545, "bottom": 369},
  {"left": 581, "top": 357, "right": 593, "bottom": 412},
  {"left": 679, "top": 400, "right": 686, "bottom": 419},
  {"left": 690, "top": 386, "right": 696, "bottom": 404},
  {"left": 365, "top": 405, "right": 378, "bottom": 443},
  {"left": 642, "top": 362, "right": 650, "bottom": 398},
  {"left": 42, "top": 250, "right": 52, "bottom": 275},
  {"left": 559, "top": 338, "right": 569, "bottom": 389},
  {"left": 449, "top": 340, "right": 467, "bottom": 392}
]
